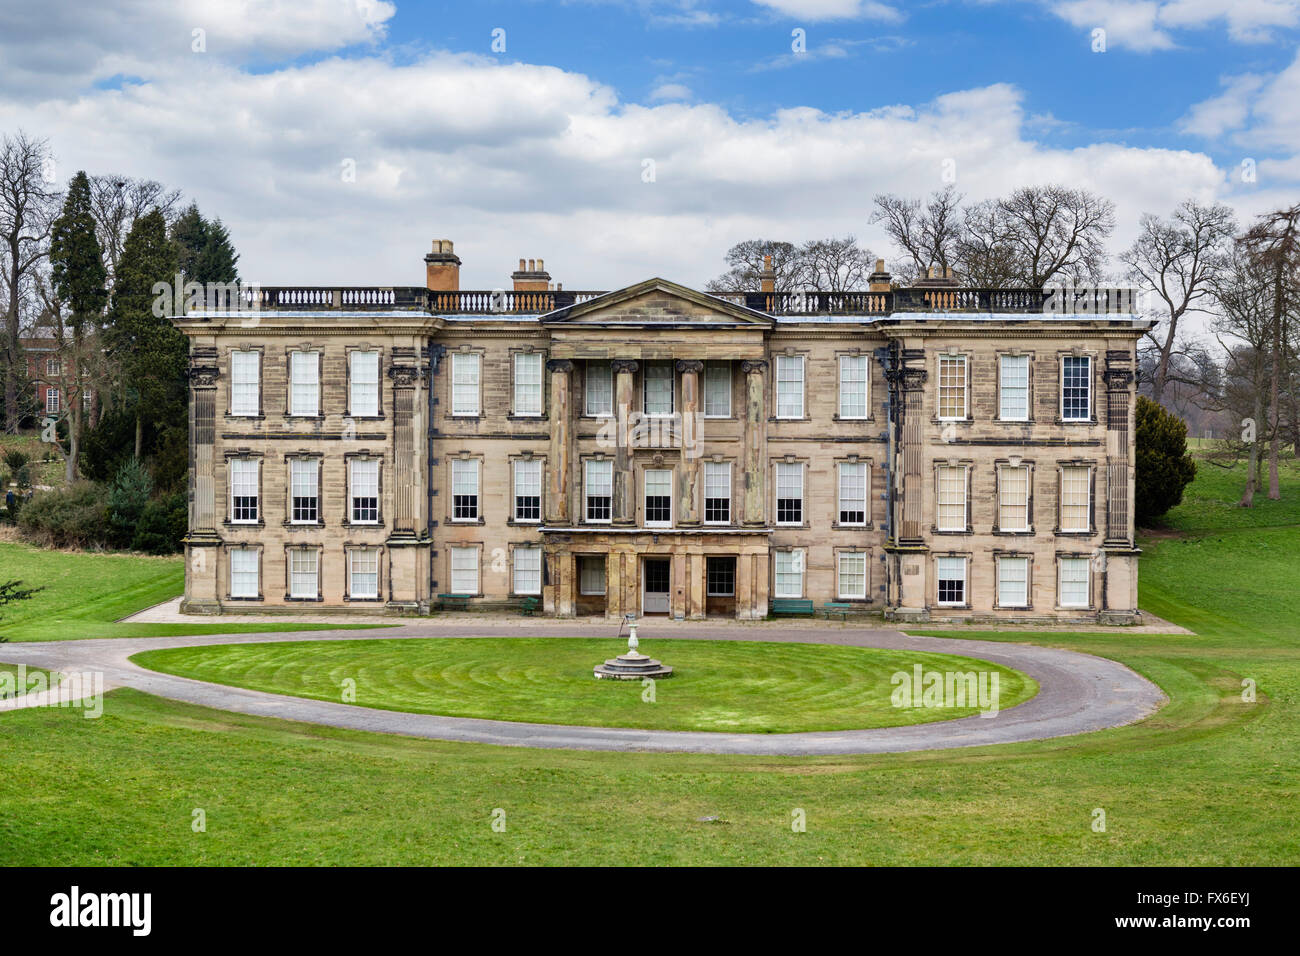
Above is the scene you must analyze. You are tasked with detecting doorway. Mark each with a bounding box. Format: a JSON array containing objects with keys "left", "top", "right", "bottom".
[
  {"left": 642, "top": 558, "right": 670, "bottom": 614},
  {"left": 705, "top": 556, "right": 737, "bottom": 618}
]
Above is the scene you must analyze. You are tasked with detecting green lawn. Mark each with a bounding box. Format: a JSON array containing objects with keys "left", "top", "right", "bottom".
[
  {"left": 0, "top": 540, "right": 389, "bottom": 641},
  {"left": 133, "top": 638, "right": 1035, "bottom": 733},
  {"left": 0, "top": 662, "right": 58, "bottom": 698},
  {"left": 0, "top": 459, "right": 1297, "bottom": 865}
]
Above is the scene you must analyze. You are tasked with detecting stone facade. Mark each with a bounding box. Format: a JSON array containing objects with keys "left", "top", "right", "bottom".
[{"left": 173, "top": 246, "right": 1148, "bottom": 624}]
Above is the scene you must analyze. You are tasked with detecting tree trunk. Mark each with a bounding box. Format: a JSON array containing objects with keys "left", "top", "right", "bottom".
[
  {"left": 1241, "top": 394, "right": 1264, "bottom": 507},
  {"left": 134, "top": 411, "right": 142, "bottom": 459},
  {"left": 1268, "top": 264, "right": 1284, "bottom": 498}
]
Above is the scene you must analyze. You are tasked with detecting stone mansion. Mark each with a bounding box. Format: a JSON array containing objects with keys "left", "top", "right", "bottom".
[{"left": 173, "top": 240, "right": 1148, "bottom": 624}]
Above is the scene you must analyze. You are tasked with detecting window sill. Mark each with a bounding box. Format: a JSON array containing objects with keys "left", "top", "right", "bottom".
[
  {"left": 284, "top": 595, "right": 323, "bottom": 603},
  {"left": 284, "top": 521, "right": 325, "bottom": 530},
  {"left": 345, "top": 596, "right": 383, "bottom": 603},
  {"left": 507, "top": 518, "right": 543, "bottom": 527},
  {"left": 508, "top": 414, "right": 547, "bottom": 422},
  {"left": 224, "top": 520, "right": 265, "bottom": 529},
  {"left": 226, "top": 595, "right": 265, "bottom": 602},
  {"left": 449, "top": 517, "right": 485, "bottom": 526}
]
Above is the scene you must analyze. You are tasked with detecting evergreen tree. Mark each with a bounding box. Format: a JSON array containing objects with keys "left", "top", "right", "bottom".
[
  {"left": 170, "top": 202, "right": 207, "bottom": 281},
  {"left": 195, "top": 216, "right": 239, "bottom": 283},
  {"left": 1135, "top": 396, "right": 1197, "bottom": 525}
]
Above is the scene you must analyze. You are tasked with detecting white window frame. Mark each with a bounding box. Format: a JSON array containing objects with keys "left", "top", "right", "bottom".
[
  {"left": 288, "top": 548, "right": 319, "bottom": 600},
  {"left": 773, "top": 550, "right": 804, "bottom": 599},
  {"left": 512, "top": 546, "right": 542, "bottom": 596},
  {"left": 643, "top": 361, "right": 674, "bottom": 417},
  {"left": 937, "top": 354, "right": 967, "bottom": 421},
  {"left": 775, "top": 355, "right": 805, "bottom": 419},
  {"left": 703, "top": 460, "right": 731, "bottom": 525},
  {"left": 348, "top": 548, "right": 380, "bottom": 600},
  {"left": 1060, "top": 465, "right": 1091, "bottom": 532},
  {"left": 1061, "top": 355, "right": 1091, "bottom": 422},
  {"left": 512, "top": 458, "right": 542, "bottom": 523},
  {"left": 703, "top": 361, "right": 731, "bottom": 418},
  {"left": 44, "top": 388, "right": 60, "bottom": 414},
  {"left": 229, "top": 548, "right": 259, "bottom": 599},
  {"left": 449, "top": 546, "right": 479, "bottom": 596},
  {"left": 584, "top": 459, "right": 612, "bottom": 524},
  {"left": 936, "top": 556, "right": 967, "bottom": 607},
  {"left": 1058, "top": 557, "right": 1091, "bottom": 608},
  {"left": 837, "top": 551, "right": 868, "bottom": 600},
  {"left": 999, "top": 354, "right": 1029, "bottom": 421},
  {"left": 775, "top": 461, "right": 804, "bottom": 526},
  {"left": 231, "top": 350, "right": 260, "bottom": 417},
  {"left": 451, "top": 458, "right": 480, "bottom": 522},
  {"left": 45, "top": 357, "right": 60, "bottom": 376},
  {"left": 451, "top": 352, "right": 481, "bottom": 417},
  {"left": 838, "top": 461, "right": 868, "bottom": 527},
  {"left": 997, "top": 555, "right": 1029, "bottom": 608},
  {"left": 998, "top": 464, "right": 1030, "bottom": 533},
  {"left": 513, "top": 352, "right": 543, "bottom": 417},
  {"left": 585, "top": 361, "right": 613, "bottom": 417},
  {"left": 289, "top": 458, "right": 319, "bottom": 525},
  {"left": 579, "top": 556, "right": 607, "bottom": 595},
  {"left": 350, "top": 458, "right": 380, "bottom": 525},
  {"left": 936, "top": 465, "right": 967, "bottom": 532},
  {"left": 350, "top": 350, "right": 380, "bottom": 418},
  {"left": 289, "top": 351, "right": 319, "bottom": 417},
  {"left": 644, "top": 467, "right": 673, "bottom": 529},
  {"left": 230, "top": 458, "right": 259, "bottom": 524},
  {"left": 838, "top": 354, "right": 869, "bottom": 419}
]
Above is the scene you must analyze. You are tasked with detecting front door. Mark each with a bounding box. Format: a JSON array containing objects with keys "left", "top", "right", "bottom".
[{"left": 642, "top": 558, "right": 670, "bottom": 614}]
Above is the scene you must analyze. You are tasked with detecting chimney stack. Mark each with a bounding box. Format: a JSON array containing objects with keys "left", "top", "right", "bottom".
[
  {"left": 868, "top": 258, "right": 892, "bottom": 293},
  {"left": 759, "top": 254, "right": 775, "bottom": 294},
  {"left": 425, "top": 239, "right": 461, "bottom": 292},
  {"left": 512, "top": 256, "right": 552, "bottom": 292}
]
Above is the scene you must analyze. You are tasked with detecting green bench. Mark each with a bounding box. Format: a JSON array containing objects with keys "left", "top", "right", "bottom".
[
  {"left": 519, "top": 596, "right": 540, "bottom": 616},
  {"left": 437, "top": 594, "right": 539, "bottom": 616},
  {"left": 435, "top": 593, "right": 472, "bottom": 611},
  {"left": 770, "top": 598, "right": 815, "bottom": 617},
  {"left": 821, "top": 601, "right": 868, "bottom": 620}
]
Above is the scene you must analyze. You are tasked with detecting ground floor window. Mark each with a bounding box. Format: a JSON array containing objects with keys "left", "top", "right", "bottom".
[
  {"left": 513, "top": 546, "right": 542, "bottom": 595},
  {"left": 230, "top": 548, "right": 258, "bottom": 598},
  {"left": 449, "top": 546, "right": 479, "bottom": 595},
  {"left": 837, "top": 551, "right": 867, "bottom": 599},
  {"left": 349, "top": 548, "right": 379, "bottom": 599},
  {"left": 997, "top": 556, "right": 1029, "bottom": 607},
  {"left": 1059, "top": 557, "right": 1090, "bottom": 607},
  {"left": 773, "top": 550, "right": 803, "bottom": 598},
  {"left": 289, "top": 549, "right": 318, "bottom": 599},
  {"left": 579, "top": 556, "right": 606, "bottom": 595},
  {"left": 706, "top": 556, "right": 735, "bottom": 596},
  {"left": 937, "top": 556, "right": 966, "bottom": 606}
]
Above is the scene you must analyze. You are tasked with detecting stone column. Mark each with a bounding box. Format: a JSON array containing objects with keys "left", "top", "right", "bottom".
[
  {"left": 741, "top": 360, "right": 767, "bottom": 526},
  {"left": 611, "top": 359, "right": 638, "bottom": 526},
  {"left": 676, "top": 359, "right": 703, "bottom": 526},
  {"left": 898, "top": 352, "right": 927, "bottom": 543},
  {"left": 546, "top": 359, "right": 574, "bottom": 524},
  {"left": 388, "top": 363, "right": 419, "bottom": 535},
  {"left": 1103, "top": 356, "right": 1135, "bottom": 547},
  {"left": 182, "top": 349, "right": 221, "bottom": 614}
]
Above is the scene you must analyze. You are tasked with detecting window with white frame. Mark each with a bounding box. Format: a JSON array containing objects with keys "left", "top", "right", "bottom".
[
  {"left": 1062, "top": 356, "right": 1091, "bottom": 421},
  {"left": 231, "top": 351, "right": 259, "bottom": 416},
  {"left": 585, "top": 459, "right": 612, "bottom": 522},
  {"left": 776, "top": 461, "right": 803, "bottom": 525},
  {"left": 1000, "top": 354, "right": 1029, "bottom": 421},
  {"left": 998, "top": 464, "right": 1030, "bottom": 532},
  {"left": 644, "top": 468, "right": 672, "bottom": 527},
  {"left": 936, "top": 465, "right": 967, "bottom": 531},
  {"left": 289, "top": 351, "right": 319, "bottom": 417},
  {"left": 703, "top": 361, "right": 731, "bottom": 417},
  {"left": 585, "top": 361, "right": 612, "bottom": 417},
  {"left": 349, "top": 548, "right": 379, "bottom": 599},
  {"left": 230, "top": 458, "right": 259, "bottom": 523},
  {"left": 350, "top": 350, "right": 379, "bottom": 417},
  {"left": 643, "top": 361, "right": 673, "bottom": 416},
  {"left": 775, "top": 355, "right": 804, "bottom": 418},
  {"left": 449, "top": 546, "right": 478, "bottom": 595},
  {"left": 513, "top": 458, "right": 541, "bottom": 522},
  {"left": 839, "top": 355, "right": 868, "bottom": 419},
  {"left": 350, "top": 458, "right": 379, "bottom": 524},
  {"left": 938, "top": 355, "right": 967, "bottom": 420},
  {"left": 998, "top": 556, "right": 1029, "bottom": 607},
  {"left": 513, "top": 546, "right": 542, "bottom": 595},
  {"left": 451, "top": 352, "right": 480, "bottom": 416},
  {"left": 774, "top": 550, "right": 804, "bottom": 598},
  {"left": 838, "top": 461, "right": 868, "bottom": 525},
  {"left": 514, "top": 352, "right": 543, "bottom": 416},
  {"left": 45, "top": 388, "right": 59, "bottom": 414},
  {"left": 451, "top": 458, "right": 479, "bottom": 521},
  {"left": 579, "top": 556, "right": 606, "bottom": 595},
  {"left": 1059, "top": 557, "right": 1091, "bottom": 607},
  {"left": 288, "top": 549, "right": 318, "bottom": 599},
  {"left": 1060, "top": 465, "right": 1091, "bottom": 531},
  {"left": 290, "top": 458, "right": 318, "bottom": 524},
  {"left": 229, "top": 548, "right": 259, "bottom": 598},
  {"left": 704, "top": 461, "right": 731, "bottom": 524},
  {"left": 837, "top": 551, "right": 867, "bottom": 600},
  {"left": 46, "top": 357, "right": 60, "bottom": 376},
  {"left": 937, "top": 556, "right": 967, "bottom": 605}
]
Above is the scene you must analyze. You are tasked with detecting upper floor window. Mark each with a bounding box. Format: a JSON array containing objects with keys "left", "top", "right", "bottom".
[
  {"left": 350, "top": 350, "right": 380, "bottom": 417},
  {"left": 451, "top": 352, "right": 480, "bottom": 416},
  {"left": 838, "top": 461, "right": 868, "bottom": 526},
  {"left": 585, "top": 361, "right": 613, "bottom": 417},
  {"left": 775, "top": 355, "right": 804, "bottom": 419},
  {"left": 999, "top": 355, "right": 1029, "bottom": 421},
  {"left": 513, "top": 458, "right": 541, "bottom": 522},
  {"left": 1061, "top": 356, "right": 1091, "bottom": 421},
  {"left": 231, "top": 350, "right": 260, "bottom": 416},
  {"left": 776, "top": 461, "right": 803, "bottom": 525},
  {"left": 936, "top": 464, "right": 967, "bottom": 532},
  {"left": 229, "top": 548, "right": 259, "bottom": 599},
  {"left": 938, "top": 355, "right": 966, "bottom": 420},
  {"left": 350, "top": 458, "right": 379, "bottom": 524},
  {"left": 703, "top": 361, "right": 731, "bottom": 418},
  {"left": 514, "top": 352, "right": 543, "bottom": 417},
  {"left": 704, "top": 461, "right": 731, "bottom": 524},
  {"left": 230, "top": 458, "right": 259, "bottom": 523},
  {"left": 585, "top": 459, "right": 612, "bottom": 523},
  {"left": 998, "top": 464, "right": 1030, "bottom": 532},
  {"left": 46, "top": 357, "right": 60, "bottom": 376},
  {"left": 643, "top": 361, "right": 673, "bottom": 417},
  {"left": 45, "top": 388, "right": 60, "bottom": 414},
  {"left": 451, "top": 458, "right": 480, "bottom": 521},
  {"left": 644, "top": 468, "right": 672, "bottom": 527},
  {"left": 288, "top": 351, "right": 319, "bottom": 417},
  {"left": 290, "top": 458, "right": 319, "bottom": 524},
  {"left": 1060, "top": 465, "right": 1091, "bottom": 532},
  {"left": 839, "top": 355, "right": 868, "bottom": 419}
]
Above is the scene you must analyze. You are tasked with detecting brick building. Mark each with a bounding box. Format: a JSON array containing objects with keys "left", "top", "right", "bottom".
[{"left": 173, "top": 240, "right": 1148, "bottom": 624}]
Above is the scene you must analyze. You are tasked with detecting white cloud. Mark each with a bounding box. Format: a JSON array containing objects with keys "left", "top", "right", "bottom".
[
  {"left": 1046, "top": 0, "right": 1300, "bottom": 50},
  {"left": 1180, "top": 74, "right": 1267, "bottom": 137},
  {"left": 750, "top": 0, "right": 903, "bottom": 22},
  {"left": 649, "top": 83, "right": 693, "bottom": 101}
]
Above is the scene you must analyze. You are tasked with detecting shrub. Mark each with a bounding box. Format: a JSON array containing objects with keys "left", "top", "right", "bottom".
[
  {"left": 108, "top": 458, "right": 154, "bottom": 548},
  {"left": 3, "top": 450, "right": 32, "bottom": 490},
  {"left": 131, "top": 490, "right": 187, "bottom": 555},
  {"left": 1135, "top": 395, "right": 1197, "bottom": 525},
  {"left": 17, "top": 482, "right": 112, "bottom": 549}
]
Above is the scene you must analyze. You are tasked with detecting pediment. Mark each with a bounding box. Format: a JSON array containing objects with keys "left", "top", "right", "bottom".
[{"left": 542, "top": 278, "right": 773, "bottom": 327}]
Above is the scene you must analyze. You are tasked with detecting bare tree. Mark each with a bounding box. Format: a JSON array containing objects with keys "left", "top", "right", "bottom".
[
  {"left": 88, "top": 174, "right": 183, "bottom": 287},
  {"left": 794, "top": 236, "right": 875, "bottom": 292},
  {"left": 704, "top": 239, "right": 800, "bottom": 293},
  {"left": 870, "top": 186, "right": 964, "bottom": 284},
  {"left": 1122, "top": 200, "right": 1236, "bottom": 405},
  {"left": 0, "top": 131, "right": 60, "bottom": 433}
]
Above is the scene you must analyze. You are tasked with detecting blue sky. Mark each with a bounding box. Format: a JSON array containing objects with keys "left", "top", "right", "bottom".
[{"left": 1, "top": 0, "right": 1298, "bottom": 289}]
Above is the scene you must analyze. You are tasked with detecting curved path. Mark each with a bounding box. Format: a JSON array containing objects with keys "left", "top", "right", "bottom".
[{"left": 0, "top": 622, "right": 1166, "bottom": 755}]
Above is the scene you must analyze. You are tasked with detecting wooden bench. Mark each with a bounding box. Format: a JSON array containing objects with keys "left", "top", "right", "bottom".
[
  {"left": 435, "top": 593, "right": 472, "bottom": 611},
  {"left": 820, "top": 602, "right": 855, "bottom": 620},
  {"left": 770, "top": 598, "right": 815, "bottom": 617}
]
